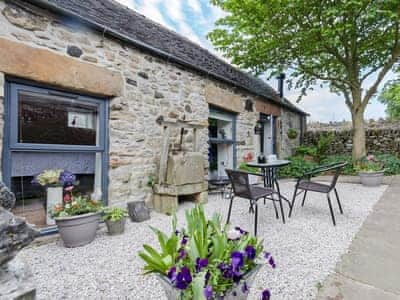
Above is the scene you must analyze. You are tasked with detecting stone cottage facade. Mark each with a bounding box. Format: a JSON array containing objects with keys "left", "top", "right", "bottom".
[{"left": 0, "top": 0, "right": 306, "bottom": 227}]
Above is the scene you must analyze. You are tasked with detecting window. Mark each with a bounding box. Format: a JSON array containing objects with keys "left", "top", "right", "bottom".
[{"left": 4, "top": 82, "right": 108, "bottom": 230}]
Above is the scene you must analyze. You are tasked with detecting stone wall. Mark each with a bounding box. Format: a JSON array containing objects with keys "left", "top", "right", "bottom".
[
  {"left": 279, "top": 108, "right": 303, "bottom": 158},
  {"left": 304, "top": 129, "right": 400, "bottom": 155},
  {"left": 0, "top": 0, "right": 304, "bottom": 207}
]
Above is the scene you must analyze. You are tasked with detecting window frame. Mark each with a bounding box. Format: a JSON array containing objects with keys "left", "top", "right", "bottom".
[{"left": 3, "top": 79, "right": 109, "bottom": 213}]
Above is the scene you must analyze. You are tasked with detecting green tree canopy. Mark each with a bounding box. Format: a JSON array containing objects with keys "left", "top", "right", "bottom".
[
  {"left": 208, "top": 0, "right": 400, "bottom": 160},
  {"left": 379, "top": 79, "right": 400, "bottom": 120}
]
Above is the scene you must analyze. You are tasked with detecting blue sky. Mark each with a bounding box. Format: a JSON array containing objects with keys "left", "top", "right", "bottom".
[{"left": 116, "top": 0, "right": 390, "bottom": 123}]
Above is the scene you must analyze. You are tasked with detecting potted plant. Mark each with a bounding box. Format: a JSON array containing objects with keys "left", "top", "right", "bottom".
[
  {"left": 32, "top": 169, "right": 76, "bottom": 225},
  {"left": 356, "top": 155, "right": 385, "bottom": 187},
  {"left": 51, "top": 195, "right": 103, "bottom": 247},
  {"left": 103, "top": 207, "right": 128, "bottom": 235},
  {"left": 139, "top": 205, "right": 274, "bottom": 300}
]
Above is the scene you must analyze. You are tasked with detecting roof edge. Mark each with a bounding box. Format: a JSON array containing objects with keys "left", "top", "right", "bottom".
[{"left": 24, "top": 0, "right": 308, "bottom": 116}]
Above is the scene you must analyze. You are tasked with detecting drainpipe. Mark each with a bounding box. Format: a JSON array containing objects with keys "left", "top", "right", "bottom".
[{"left": 277, "top": 73, "right": 286, "bottom": 98}]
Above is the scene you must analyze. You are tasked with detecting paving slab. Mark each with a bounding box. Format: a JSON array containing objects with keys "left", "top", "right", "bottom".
[{"left": 317, "top": 178, "right": 400, "bottom": 299}]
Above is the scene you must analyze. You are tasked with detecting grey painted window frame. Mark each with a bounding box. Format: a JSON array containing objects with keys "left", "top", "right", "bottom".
[{"left": 3, "top": 80, "right": 109, "bottom": 232}]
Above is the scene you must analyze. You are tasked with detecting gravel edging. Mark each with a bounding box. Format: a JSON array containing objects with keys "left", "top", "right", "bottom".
[{"left": 18, "top": 182, "right": 387, "bottom": 300}]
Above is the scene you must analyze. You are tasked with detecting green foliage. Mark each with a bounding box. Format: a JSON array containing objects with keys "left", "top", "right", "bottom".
[
  {"left": 102, "top": 207, "right": 128, "bottom": 222},
  {"left": 376, "top": 154, "right": 400, "bottom": 175},
  {"left": 278, "top": 156, "right": 318, "bottom": 178},
  {"left": 208, "top": 0, "right": 400, "bottom": 161},
  {"left": 238, "top": 162, "right": 259, "bottom": 173},
  {"left": 138, "top": 205, "right": 271, "bottom": 299},
  {"left": 287, "top": 128, "right": 298, "bottom": 140},
  {"left": 320, "top": 154, "right": 356, "bottom": 175},
  {"left": 147, "top": 175, "right": 157, "bottom": 187},
  {"left": 379, "top": 78, "right": 400, "bottom": 120},
  {"left": 51, "top": 195, "right": 103, "bottom": 218},
  {"left": 315, "top": 133, "right": 334, "bottom": 162},
  {"left": 295, "top": 145, "right": 317, "bottom": 157}
]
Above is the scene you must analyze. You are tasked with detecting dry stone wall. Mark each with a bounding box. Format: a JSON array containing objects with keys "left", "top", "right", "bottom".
[{"left": 0, "top": 0, "right": 304, "bottom": 206}]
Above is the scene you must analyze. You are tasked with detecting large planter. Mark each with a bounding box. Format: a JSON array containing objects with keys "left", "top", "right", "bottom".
[
  {"left": 105, "top": 217, "right": 126, "bottom": 235},
  {"left": 46, "top": 186, "right": 63, "bottom": 225},
  {"left": 359, "top": 171, "right": 384, "bottom": 187},
  {"left": 156, "top": 264, "right": 262, "bottom": 300},
  {"left": 55, "top": 212, "right": 101, "bottom": 247}
]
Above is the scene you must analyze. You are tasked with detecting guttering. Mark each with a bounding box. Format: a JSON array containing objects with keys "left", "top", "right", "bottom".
[{"left": 25, "top": 0, "right": 307, "bottom": 116}]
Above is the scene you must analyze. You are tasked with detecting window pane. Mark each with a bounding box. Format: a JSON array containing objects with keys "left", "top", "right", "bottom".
[
  {"left": 18, "top": 91, "right": 98, "bottom": 145},
  {"left": 10, "top": 151, "right": 102, "bottom": 228}
]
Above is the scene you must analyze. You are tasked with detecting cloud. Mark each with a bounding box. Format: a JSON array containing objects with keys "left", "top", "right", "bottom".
[{"left": 187, "top": 0, "right": 202, "bottom": 13}]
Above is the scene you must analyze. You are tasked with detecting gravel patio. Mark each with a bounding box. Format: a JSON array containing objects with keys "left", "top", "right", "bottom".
[{"left": 18, "top": 181, "right": 387, "bottom": 300}]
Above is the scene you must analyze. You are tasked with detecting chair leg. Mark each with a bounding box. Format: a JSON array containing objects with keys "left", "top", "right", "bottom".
[
  {"left": 254, "top": 201, "right": 258, "bottom": 236},
  {"left": 289, "top": 185, "right": 299, "bottom": 218},
  {"left": 334, "top": 188, "right": 343, "bottom": 214},
  {"left": 272, "top": 194, "right": 279, "bottom": 219},
  {"left": 301, "top": 190, "right": 308, "bottom": 207},
  {"left": 327, "top": 193, "right": 336, "bottom": 226},
  {"left": 278, "top": 194, "right": 285, "bottom": 224},
  {"left": 227, "top": 195, "right": 234, "bottom": 224}
]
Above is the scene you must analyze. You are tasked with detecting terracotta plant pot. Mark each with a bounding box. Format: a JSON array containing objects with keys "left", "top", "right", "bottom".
[
  {"left": 55, "top": 212, "right": 101, "bottom": 247},
  {"left": 105, "top": 217, "right": 126, "bottom": 235},
  {"left": 156, "top": 264, "right": 262, "bottom": 300},
  {"left": 359, "top": 171, "right": 384, "bottom": 187}
]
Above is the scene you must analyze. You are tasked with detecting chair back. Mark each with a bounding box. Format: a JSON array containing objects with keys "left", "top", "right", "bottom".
[
  {"left": 225, "top": 169, "right": 251, "bottom": 199},
  {"left": 329, "top": 162, "right": 348, "bottom": 190}
]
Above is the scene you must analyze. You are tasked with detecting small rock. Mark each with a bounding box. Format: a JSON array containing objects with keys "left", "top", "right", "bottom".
[
  {"left": 66, "top": 45, "right": 83, "bottom": 58},
  {"left": 154, "top": 91, "right": 164, "bottom": 99},
  {"left": 138, "top": 72, "right": 149, "bottom": 79},
  {"left": 126, "top": 78, "right": 137, "bottom": 86},
  {"left": 81, "top": 55, "right": 98, "bottom": 63}
]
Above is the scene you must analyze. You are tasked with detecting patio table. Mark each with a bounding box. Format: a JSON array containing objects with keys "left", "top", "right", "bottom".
[{"left": 247, "top": 160, "right": 291, "bottom": 222}]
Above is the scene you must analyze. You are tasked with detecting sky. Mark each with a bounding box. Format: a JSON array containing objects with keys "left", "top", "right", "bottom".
[{"left": 116, "top": 0, "right": 390, "bottom": 123}]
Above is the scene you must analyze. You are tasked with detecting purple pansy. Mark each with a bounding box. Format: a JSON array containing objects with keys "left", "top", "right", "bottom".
[
  {"left": 175, "top": 266, "right": 192, "bottom": 290},
  {"left": 262, "top": 289, "right": 271, "bottom": 300},
  {"left": 195, "top": 258, "right": 208, "bottom": 273},
  {"left": 167, "top": 266, "right": 177, "bottom": 282},
  {"left": 231, "top": 251, "right": 244, "bottom": 271},
  {"left": 181, "top": 235, "right": 188, "bottom": 245},
  {"left": 268, "top": 256, "right": 276, "bottom": 269},
  {"left": 241, "top": 282, "right": 248, "bottom": 293},
  {"left": 178, "top": 249, "right": 186, "bottom": 261},
  {"left": 204, "top": 285, "right": 213, "bottom": 299},
  {"left": 234, "top": 226, "right": 248, "bottom": 235},
  {"left": 245, "top": 245, "right": 256, "bottom": 260},
  {"left": 264, "top": 251, "right": 270, "bottom": 260}
]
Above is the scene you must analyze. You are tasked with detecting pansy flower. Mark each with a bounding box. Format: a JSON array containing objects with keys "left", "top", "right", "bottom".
[
  {"left": 175, "top": 267, "right": 192, "bottom": 290},
  {"left": 245, "top": 245, "right": 256, "bottom": 260},
  {"left": 195, "top": 257, "right": 208, "bottom": 273},
  {"left": 262, "top": 289, "right": 271, "bottom": 300},
  {"left": 204, "top": 285, "right": 213, "bottom": 299}
]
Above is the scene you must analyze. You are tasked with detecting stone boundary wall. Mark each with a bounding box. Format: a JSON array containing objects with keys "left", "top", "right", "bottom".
[{"left": 304, "top": 129, "right": 400, "bottom": 155}]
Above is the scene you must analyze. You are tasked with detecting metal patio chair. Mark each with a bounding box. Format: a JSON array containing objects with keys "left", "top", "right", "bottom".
[
  {"left": 225, "top": 169, "right": 274, "bottom": 236},
  {"left": 289, "top": 162, "right": 348, "bottom": 226}
]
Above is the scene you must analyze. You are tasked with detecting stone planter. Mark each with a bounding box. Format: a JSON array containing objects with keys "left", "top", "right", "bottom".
[
  {"left": 128, "top": 201, "right": 150, "bottom": 222},
  {"left": 46, "top": 186, "right": 63, "bottom": 225},
  {"left": 156, "top": 264, "right": 262, "bottom": 300},
  {"left": 55, "top": 212, "right": 101, "bottom": 247},
  {"left": 359, "top": 171, "right": 384, "bottom": 187},
  {"left": 105, "top": 217, "right": 126, "bottom": 235}
]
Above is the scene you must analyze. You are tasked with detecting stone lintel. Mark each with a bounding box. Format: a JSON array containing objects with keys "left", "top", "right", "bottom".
[
  {"left": 0, "top": 37, "right": 123, "bottom": 97},
  {"left": 205, "top": 82, "right": 242, "bottom": 113}
]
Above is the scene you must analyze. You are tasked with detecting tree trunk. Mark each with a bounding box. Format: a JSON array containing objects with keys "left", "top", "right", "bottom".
[{"left": 351, "top": 109, "right": 366, "bottom": 161}]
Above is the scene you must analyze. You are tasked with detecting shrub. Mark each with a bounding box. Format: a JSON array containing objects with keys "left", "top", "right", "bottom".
[
  {"left": 278, "top": 156, "right": 318, "bottom": 178},
  {"left": 375, "top": 154, "right": 400, "bottom": 175},
  {"left": 294, "top": 145, "right": 317, "bottom": 157},
  {"left": 287, "top": 128, "right": 298, "bottom": 139},
  {"left": 238, "top": 162, "right": 259, "bottom": 173},
  {"left": 314, "top": 133, "right": 334, "bottom": 162},
  {"left": 319, "top": 154, "right": 356, "bottom": 175}
]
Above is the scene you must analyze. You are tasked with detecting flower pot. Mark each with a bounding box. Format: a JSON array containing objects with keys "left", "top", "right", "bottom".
[
  {"left": 359, "top": 171, "right": 384, "bottom": 187},
  {"left": 46, "top": 186, "right": 63, "bottom": 225},
  {"left": 156, "top": 264, "right": 262, "bottom": 300},
  {"left": 105, "top": 217, "right": 126, "bottom": 235},
  {"left": 127, "top": 201, "right": 150, "bottom": 222},
  {"left": 55, "top": 212, "right": 101, "bottom": 247}
]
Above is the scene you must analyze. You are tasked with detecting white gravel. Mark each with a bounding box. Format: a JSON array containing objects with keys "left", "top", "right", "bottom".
[{"left": 18, "top": 181, "right": 387, "bottom": 300}]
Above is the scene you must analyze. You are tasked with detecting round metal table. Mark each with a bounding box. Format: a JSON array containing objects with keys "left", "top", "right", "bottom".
[{"left": 247, "top": 160, "right": 291, "bottom": 223}]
